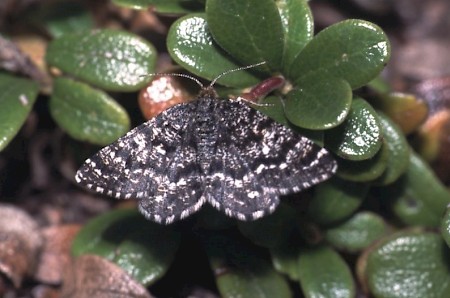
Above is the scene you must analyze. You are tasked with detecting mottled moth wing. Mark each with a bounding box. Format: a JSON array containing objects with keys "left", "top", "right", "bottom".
[
  {"left": 205, "top": 99, "right": 337, "bottom": 220},
  {"left": 75, "top": 103, "right": 205, "bottom": 224}
]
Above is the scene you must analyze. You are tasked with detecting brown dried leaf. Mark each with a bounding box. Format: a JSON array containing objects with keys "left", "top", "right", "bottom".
[
  {"left": 394, "top": 39, "right": 450, "bottom": 82},
  {"left": 414, "top": 77, "right": 450, "bottom": 182},
  {"left": 0, "top": 203, "right": 43, "bottom": 287},
  {"left": 0, "top": 35, "right": 48, "bottom": 87},
  {"left": 31, "top": 285, "right": 60, "bottom": 298},
  {"left": 34, "top": 224, "right": 81, "bottom": 284},
  {"left": 61, "top": 254, "right": 153, "bottom": 298}
]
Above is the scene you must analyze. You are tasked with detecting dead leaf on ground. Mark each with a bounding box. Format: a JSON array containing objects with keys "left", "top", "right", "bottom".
[
  {"left": 34, "top": 224, "right": 81, "bottom": 285},
  {"left": 0, "top": 203, "right": 43, "bottom": 288},
  {"left": 61, "top": 254, "right": 153, "bottom": 298}
]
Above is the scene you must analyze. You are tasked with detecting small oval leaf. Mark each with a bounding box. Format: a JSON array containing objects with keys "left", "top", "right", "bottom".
[
  {"left": 363, "top": 231, "right": 450, "bottom": 298},
  {"left": 46, "top": 29, "right": 157, "bottom": 91},
  {"left": 206, "top": 0, "right": 284, "bottom": 70},
  {"left": 50, "top": 77, "right": 130, "bottom": 146},
  {"left": 369, "top": 92, "right": 427, "bottom": 135},
  {"left": 285, "top": 77, "right": 352, "bottom": 130},
  {"left": 39, "top": 2, "right": 94, "bottom": 38},
  {"left": 373, "top": 112, "right": 410, "bottom": 185},
  {"left": 257, "top": 96, "right": 325, "bottom": 145},
  {"left": 442, "top": 207, "right": 450, "bottom": 248},
  {"left": 270, "top": 240, "right": 301, "bottom": 281},
  {"left": 298, "top": 246, "right": 355, "bottom": 298},
  {"left": 325, "top": 97, "right": 383, "bottom": 160},
  {"left": 290, "top": 19, "right": 391, "bottom": 89},
  {"left": 72, "top": 208, "right": 181, "bottom": 286},
  {"left": 308, "top": 177, "right": 370, "bottom": 226},
  {"left": 0, "top": 73, "right": 39, "bottom": 151},
  {"left": 335, "top": 143, "right": 389, "bottom": 182},
  {"left": 113, "top": 0, "right": 203, "bottom": 13},
  {"left": 167, "top": 14, "right": 261, "bottom": 87},
  {"left": 325, "top": 212, "right": 388, "bottom": 252},
  {"left": 276, "top": 0, "right": 314, "bottom": 72},
  {"left": 386, "top": 151, "right": 450, "bottom": 227},
  {"left": 204, "top": 233, "right": 292, "bottom": 298}
]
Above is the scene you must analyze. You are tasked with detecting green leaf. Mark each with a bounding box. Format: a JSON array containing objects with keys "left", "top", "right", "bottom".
[
  {"left": 0, "top": 73, "right": 39, "bottom": 151},
  {"left": 364, "top": 231, "right": 450, "bottom": 298},
  {"left": 276, "top": 0, "right": 314, "bottom": 72},
  {"left": 39, "top": 2, "right": 94, "bottom": 38},
  {"left": 367, "top": 75, "right": 391, "bottom": 94},
  {"left": 112, "top": 0, "right": 203, "bottom": 13},
  {"left": 335, "top": 142, "right": 389, "bottom": 182},
  {"left": 373, "top": 112, "right": 410, "bottom": 185},
  {"left": 369, "top": 92, "right": 427, "bottom": 135},
  {"left": 72, "top": 208, "right": 181, "bottom": 286},
  {"left": 298, "top": 246, "right": 355, "bottom": 298},
  {"left": 49, "top": 77, "right": 130, "bottom": 145},
  {"left": 206, "top": 0, "right": 284, "bottom": 70},
  {"left": 238, "top": 203, "right": 297, "bottom": 248},
  {"left": 289, "top": 19, "right": 390, "bottom": 89},
  {"left": 386, "top": 151, "right": 450, "bottom": 227},
  {"left": 167, "top": 13, "right": 261, "bottom": 87},
  {"left": 442, "top": 207, "right": 450, "bottom": 248},
  {"left": 270, "top": 240, "right": 301, "bottom": 281},
  {"left": 308, "top": 177, "right": 369, "bottom": 225},
  {"left": 204, "top": 233, "right": 292, "bottom": 298},
  {"left": 46, "top": 29, "right": 156, "bottom": 91},
  {"left": 325, "top": 212, "right": 388, "bottom": 252},
  {"left": 325, "top": 97, "right": 383, "bottom": 160},
  {"left": 257, "top": 96, "right": 325, "bottom": 145},
  {"left": 285, "top": 77, "right": 352, "bottom": 129}
]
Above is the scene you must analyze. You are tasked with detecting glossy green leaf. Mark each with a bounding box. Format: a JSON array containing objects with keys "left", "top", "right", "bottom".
[
  {"left": 336, "top": 142, "right": 389, "bottom": 182},
  {"left": 257, "top": 96, "right": 324, "bottom": 145},
  {"left": 308, "top": 177, "right": 369, "bottom": 225},
  {"left": 373, "top": 112, "right": 410, "bottom": 185},
  {"left": 442, "top": 207, "right": 450, "bottom": 248},
  {"left": 46, "top": 29, "right": 156, "bottom": 91},
  {"left": 167, "top": 14, "right": 261, "bottom": 87},
  {"left": 325, "top": 212, "right": 387, "bottom": 252},
  {"left": 270, "top": 240, "right": 301, "bottom": 281},
  {"left": 112, "top": 0, "right": 203, "bottom": 13},
  {"left": 39, "top": 2, "right": 93, "bottom": 38},
  {"left": 72, "top": 208, "right": 181, "bottom": 286},
  {"left": 298, "top": 246, "right": 355, "bottom": 298},
  {"left": 204, "top": 233, "right": 292, "bottom": 298},
  {"left": 364, "top": 231, "right": 450, "bottom": 298},
  {"left": 50, "top": 77, "right": 130, "bottom": 145},
  {"left": 289, "top": 19, "right": 390, "bottom": 89},
  {"left": 206, "top": 0, "right": 284, "bottom": 70},
  {"left": 276, "top": 0, "right": 313, "bottom": 72},
  {"left": 386, "top": 151, "right": 450, "bottom": 227},
  {"left": 0, "top": 73, "right": 39, "bottom": 151},
  {"left": 326, "top": 97, "right": 382, "bottom": 160},
  {"left": 285, "top": 77, "right": 352, "bottom": 130},
  {"left": 367, "top": 76, "right": 391, "bottom": 94},
  {"left": 238, "top": 203, "right": 297, "bottom": 248}
]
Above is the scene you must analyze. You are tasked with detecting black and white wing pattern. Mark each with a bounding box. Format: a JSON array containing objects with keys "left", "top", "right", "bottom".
[
  {"left": 204, "top": 98, "right": 337, "bottom": 220},
  {"left": 75, "top": 103, "right": 206, "bottom": 224},
  {"left": 76, "top": 91, "right": 337, "bottom": 224}
]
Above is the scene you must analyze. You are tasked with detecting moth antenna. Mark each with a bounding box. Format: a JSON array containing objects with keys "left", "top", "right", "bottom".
[
  {"left": 141, "top": 73, "right": 205, "bottom": 89},
  {"left": 237, "top": 97, "right": 275, "bottom": 107},
  {"left": 208, "top": 61, "right": 266, "bottom": 88}
]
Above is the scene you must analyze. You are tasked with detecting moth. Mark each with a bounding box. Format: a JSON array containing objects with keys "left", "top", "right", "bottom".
[{"left": 76, "top": 63, "right": 337, "bottom": 224}]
